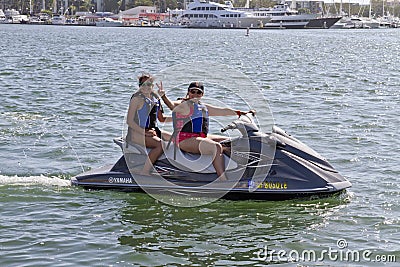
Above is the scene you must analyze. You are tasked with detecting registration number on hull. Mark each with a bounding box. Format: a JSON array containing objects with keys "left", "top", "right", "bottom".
[{"left": 249, "top": 180, "right": 288, "bottom": 190}]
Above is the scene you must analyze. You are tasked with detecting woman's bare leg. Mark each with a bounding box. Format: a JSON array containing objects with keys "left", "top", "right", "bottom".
[
  {"left": 207, "top": 134, "right": 229, "bottom": 143},
  {"left": 160, "top": 130, "right": 172, "bottom": 141},
  {"left": 179, "top": 137, "right": 228, "bottom": 181},
  {"left": 131, "top": 133, "right": 163, "bottom": 175},
  {"left": 142, "top": 136, "right": 163, "bottom": 175}
]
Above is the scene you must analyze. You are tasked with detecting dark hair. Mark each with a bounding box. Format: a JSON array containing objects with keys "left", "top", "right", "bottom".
[{"left": 187, "top": 81, "right": 204, "bottom": 93}]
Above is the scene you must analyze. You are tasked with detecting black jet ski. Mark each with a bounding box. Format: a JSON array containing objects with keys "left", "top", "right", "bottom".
[{"left": 71, "top": 115, "right": 351, "bottom": 201}]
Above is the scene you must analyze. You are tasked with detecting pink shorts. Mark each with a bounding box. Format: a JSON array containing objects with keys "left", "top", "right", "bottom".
[{"left": 177, "top": 132, "right": 207, "bottom": 144}]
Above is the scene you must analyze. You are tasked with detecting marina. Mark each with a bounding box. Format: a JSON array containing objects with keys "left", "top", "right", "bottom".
[{"left": 1, "top": 0, "right": 400, "bottom": 28}]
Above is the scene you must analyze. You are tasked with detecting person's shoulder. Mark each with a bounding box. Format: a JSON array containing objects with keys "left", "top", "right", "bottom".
[
  {"left": 131, "top": 91, "right": 141, "bottom": 99},
  {"left": 130, "top": 92, "right": 144, "bottom": 103},
  {"left": 177, "top": 99, "right": 190, "bottom": 107}
]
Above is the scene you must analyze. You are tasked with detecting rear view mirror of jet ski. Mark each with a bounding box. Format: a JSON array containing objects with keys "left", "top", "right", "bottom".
[{"left": 71, "top": 113, "right": 351, "bottom": 201}]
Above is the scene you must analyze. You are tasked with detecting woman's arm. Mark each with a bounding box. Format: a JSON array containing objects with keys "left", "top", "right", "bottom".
[
  {"left": 206, "top": 104, "right": 237, "bottom": 116},
  {"left": 157, "top": 106, "right": 173, "bottom": 123},
  {"left": 206, "top": 104, "right": 255, "bottom": 117},
  {"left": 157, "top": 81, "right": 176, "bottom": 111}
]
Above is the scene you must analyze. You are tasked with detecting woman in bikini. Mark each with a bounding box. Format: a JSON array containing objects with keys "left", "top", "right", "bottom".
[
  {"left": 126, "top": 74, "right": 171, "bottom": 175},
  {"left": 160, "top": 81, "right": 254, "bottom": 181}
]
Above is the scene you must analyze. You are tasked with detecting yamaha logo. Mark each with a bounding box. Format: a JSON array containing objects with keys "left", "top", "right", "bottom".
[{"left": 108, "top": 177, "right": 133, "bottom": 184}]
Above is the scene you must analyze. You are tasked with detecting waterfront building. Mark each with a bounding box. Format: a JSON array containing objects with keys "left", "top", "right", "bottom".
[{"left": 120, "top": 6, "right": 168, "bottom": 26}]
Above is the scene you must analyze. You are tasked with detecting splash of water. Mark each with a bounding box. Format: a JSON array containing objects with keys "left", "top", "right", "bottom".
[{"left": 0, "top": 175, "right": 71, "bottom": 187}]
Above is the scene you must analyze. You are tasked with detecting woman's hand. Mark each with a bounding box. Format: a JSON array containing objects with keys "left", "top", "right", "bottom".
[
  {"left": 145, "top": 129, "right": 157, "bottom": 137},
  {"left": 156, "top": 81, "right": 165, "bottom": 97},
  {"left": 236, "top": 109, "right": 256, "bottom": 117},
  {"left": 246, "top": 110, "right": 256, "bottom": 116}
]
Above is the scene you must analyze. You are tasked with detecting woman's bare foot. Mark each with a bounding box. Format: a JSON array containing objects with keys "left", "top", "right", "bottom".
[{"left": 215, "top": 174, "right": 228, "bottom": 182}]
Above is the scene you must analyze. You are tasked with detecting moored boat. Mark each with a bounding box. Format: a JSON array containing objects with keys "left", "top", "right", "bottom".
[
  {"left": 96, "top": 17, "right": 123, "bottom": 27},
  {"left": 159, "top": 21, "right": 189, "bottom": 28},
  {"left": 0, "top": 9, "right": 6, "bottom": 23},
  {"left": 305, "top": 17, "right": 342, "bottom": 29},
  {"left": 4, "top": 9, "right": 28, "bottom": 24},
  {"left": 171, "top": 0, "right": 270, "bottom": 28},
  {"left": 250, "top": 2, "right": 340, "bottom": 29},
  {"left": 51, "top": 15, "right": 66, "bottom": 25}
]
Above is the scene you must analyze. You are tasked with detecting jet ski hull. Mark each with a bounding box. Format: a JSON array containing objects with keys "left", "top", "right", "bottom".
[
  {"left": 72, "top": 119, "right": 351, "bottom": 201},
  {"left": 71, "top": 175, "right": 349, "bottom": 201},
  {"left": 71, "top": 158, "right": 351, "bottom": 201}
]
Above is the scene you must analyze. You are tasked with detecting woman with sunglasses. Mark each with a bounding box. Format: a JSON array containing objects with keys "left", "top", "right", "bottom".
[
  {"left": 160, "top": 81, "right": 254, "bottom": 181},
  {"left": 126, "top": 74, "right": 171, "bottom": 176}
]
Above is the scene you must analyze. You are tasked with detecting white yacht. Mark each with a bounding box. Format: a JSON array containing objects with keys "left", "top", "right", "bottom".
[
  {"left": 173, "top": 0, "right": 270, "bottom": 28},
  {"left": 0, "top": 9, "right": 6, "bottom": 23},
  {"left": 332, "top": 16, "right": 380, "bottom": 29},
  {"left": 4, "top": 9, "right": 27, "bottom": 23},
  {"left": 52, "top": 15, "right": 66, "bottom": 25},
  {"left": 250, "top": 3, "right": 340, "bottom": 29},
  {"left": 160, "top": 21, "right": 189, "bottom": 28},
  {"left": 95, "top": 17, "right": 123, "bottom": 27},
  {"left": 377, "top": 13, "right": 400, "bottom": 28},
  {"left": 252, "top": 3, "right": 315, "bottom": 28}
]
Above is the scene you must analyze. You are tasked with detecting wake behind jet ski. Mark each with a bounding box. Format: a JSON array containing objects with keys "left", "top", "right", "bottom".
[{"left": 71, "top": 114, "right": 351, "bottom": 201}]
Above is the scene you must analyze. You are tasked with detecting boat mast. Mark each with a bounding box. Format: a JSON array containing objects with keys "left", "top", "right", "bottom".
[
  {"left": 291, "top": 0, "right": 297, "bottom": 10},
  {"left": 65, "top": 0, "right": 69, "bottom": 14},
  {"left": 369, "top": 0, "right": 372, "bottom": 18},
  {"left": 53, "top": 0, "right": 57, "bottom": 14},
  {"left": 348, "top": 0, "right": 351, "bottom": 16}
]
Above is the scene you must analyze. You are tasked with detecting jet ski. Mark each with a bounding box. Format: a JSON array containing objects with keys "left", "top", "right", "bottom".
[{"left": 71, "top": 115, "right": 351, "bottom": 201}]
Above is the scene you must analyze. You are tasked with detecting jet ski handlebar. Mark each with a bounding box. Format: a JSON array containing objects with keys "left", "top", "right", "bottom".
[
  {"left": 221, "top": 122, "right": 237, "bottom": 133},
  {"left": 220, "top": 114, "right": 258, "bottom": 134}
]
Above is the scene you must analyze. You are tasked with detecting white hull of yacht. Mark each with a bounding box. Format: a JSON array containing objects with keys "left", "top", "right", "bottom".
[
  {"left": 187, "top": 17, "right": 268, "bottom": 28},
  {"left": 96, "top": 18, "right": 123, "bottom": 27}
]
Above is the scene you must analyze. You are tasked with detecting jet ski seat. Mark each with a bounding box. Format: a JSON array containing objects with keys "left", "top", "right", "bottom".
[{"left": 113, "top": 137, "right": 237, "bottom": 174}]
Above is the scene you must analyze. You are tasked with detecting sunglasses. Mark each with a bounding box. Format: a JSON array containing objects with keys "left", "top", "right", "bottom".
[
  {"left": 141, "top": 81, "right": 154, "bottom": 87},
  {"left": 189, "top": 89, "right": 203, "bottom": 95}
]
